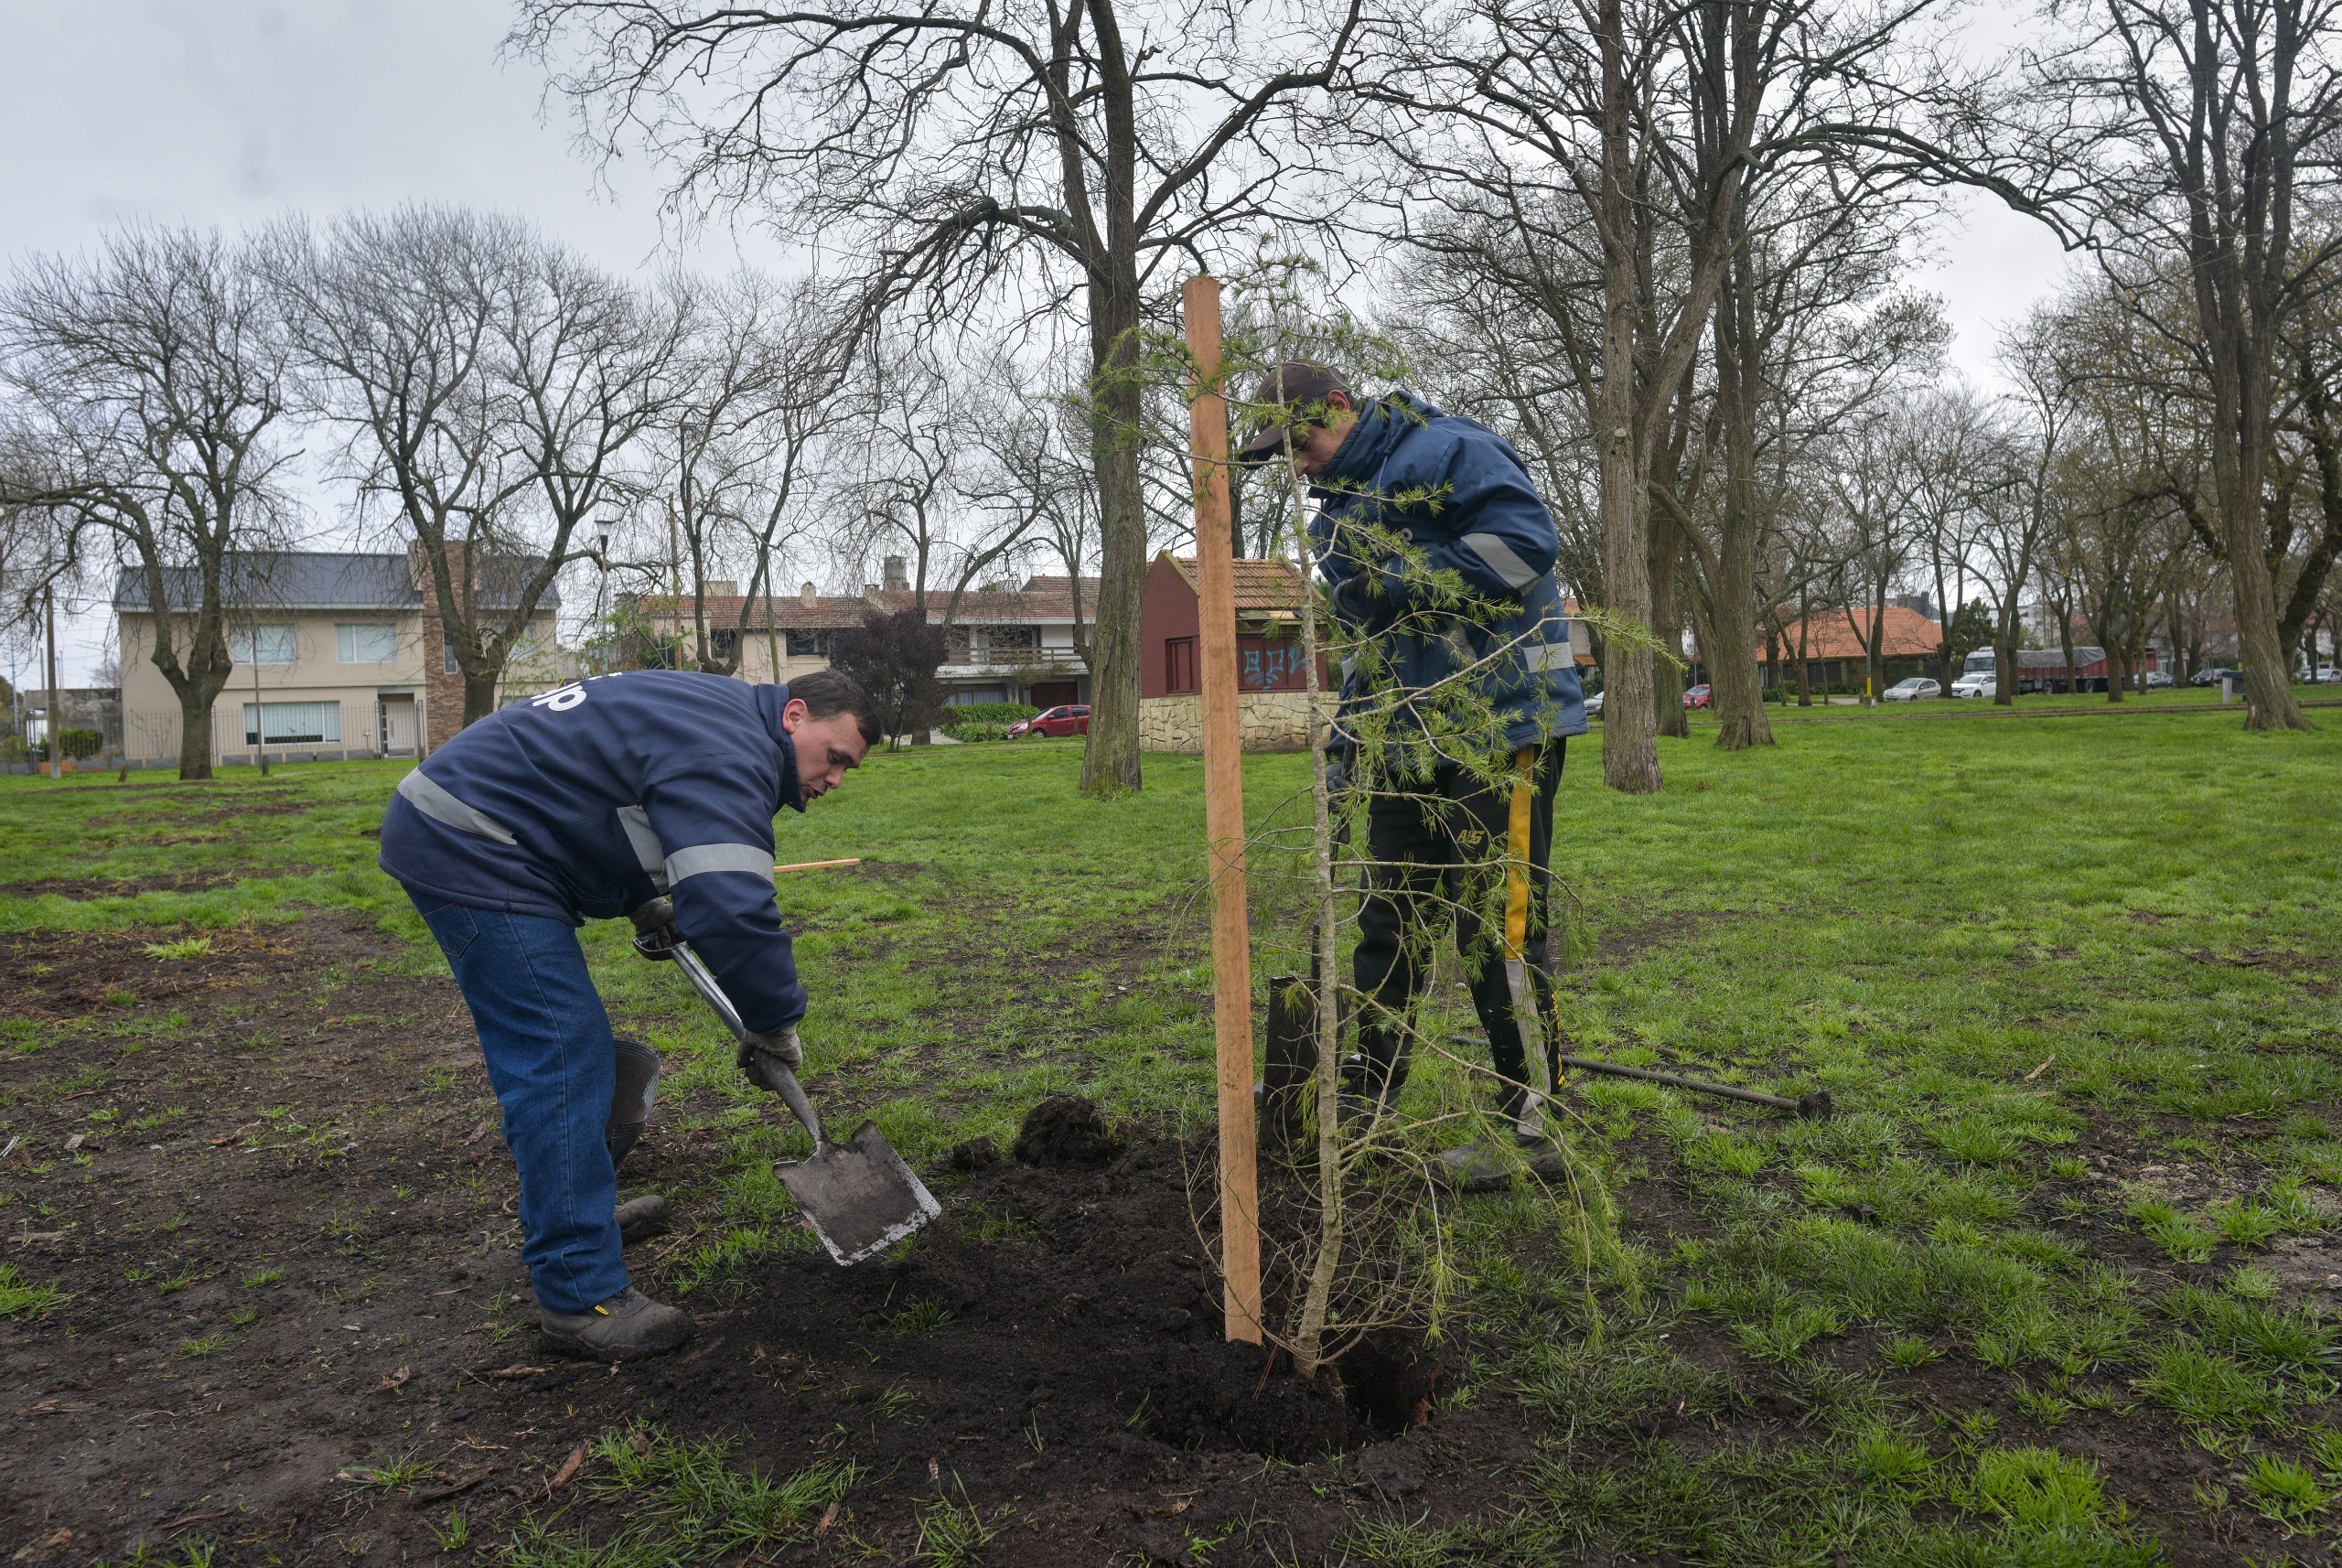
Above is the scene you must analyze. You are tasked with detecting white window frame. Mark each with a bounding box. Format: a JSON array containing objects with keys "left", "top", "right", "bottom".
[
  {"left": 242, "top": 701, "right": 342, "bottom": 746},
  {"left": 230, "top": 623, "right": 297, "bottom": 666},
  {"left": 336, "top": 623, "right": 399, "bottom": 664}
]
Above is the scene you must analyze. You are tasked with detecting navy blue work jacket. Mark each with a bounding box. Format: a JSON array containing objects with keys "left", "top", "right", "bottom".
[
  {"left": 378, "top": 670, "right": 811, "bottom": 1034},
  {"left": 1308, "top": 392, "right": 1587, "bottom": 757}
]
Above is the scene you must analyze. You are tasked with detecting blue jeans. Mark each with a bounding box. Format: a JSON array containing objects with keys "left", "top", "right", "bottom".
[{"left": 407, "top": 890, "right": 627, "bottom": 1314}]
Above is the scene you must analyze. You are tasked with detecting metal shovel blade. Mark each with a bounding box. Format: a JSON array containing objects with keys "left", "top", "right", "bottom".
[{"left": 778, "top": 1120, "right": 942, "bottom": 1266}]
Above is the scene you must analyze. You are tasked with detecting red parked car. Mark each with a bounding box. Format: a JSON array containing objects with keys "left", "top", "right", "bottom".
[
  {"left": 1682, "top": 684, "right": 1713, "bottom": 709},
  {"left": 1008, "top": 704, "right": 1091, "bottom": 738}
]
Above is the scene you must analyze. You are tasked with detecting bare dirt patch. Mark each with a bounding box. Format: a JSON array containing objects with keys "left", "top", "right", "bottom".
[{"left": 0, "top": 922, "right": 1542, "bottom": 1568}]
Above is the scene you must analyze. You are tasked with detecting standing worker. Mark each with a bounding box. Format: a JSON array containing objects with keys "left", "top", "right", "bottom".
[
  {"left": 1240, "top": 362, "right": 1586, "bottom": 1144},
  {"left": 379, "top": 668, "right": 880, "bottom": 1360}
]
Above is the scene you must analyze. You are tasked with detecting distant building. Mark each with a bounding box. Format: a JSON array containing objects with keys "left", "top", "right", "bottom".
[
  {"left": 1756, "top": 607, "right": 1944, "bottom": 689},
  {"left": 1135, "top": 553, "right": 1330, "bottom": 752},
  {"left": 113, "top": 548, "right": 569, "bottom": 768},
  {"left": 622, "top": 557, "right": 1098, "bottom": 711}
]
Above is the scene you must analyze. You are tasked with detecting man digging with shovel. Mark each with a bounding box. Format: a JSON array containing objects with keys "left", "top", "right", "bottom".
[
  {"left": 1241, "top": 361, "right": 1587, "bottom": 1153},
  {"left": 379, "top": 669, "right": 879, "bottom": 1360}
]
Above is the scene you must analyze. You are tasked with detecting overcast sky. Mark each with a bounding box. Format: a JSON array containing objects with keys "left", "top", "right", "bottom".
[{"left": 1, "top": 0, "right": 2077, "bottom": 688}]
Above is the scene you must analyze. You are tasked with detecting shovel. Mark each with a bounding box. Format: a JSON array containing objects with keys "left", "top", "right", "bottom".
[{"left": 658, "top": 936, "right": 940, "bottom": 1265}]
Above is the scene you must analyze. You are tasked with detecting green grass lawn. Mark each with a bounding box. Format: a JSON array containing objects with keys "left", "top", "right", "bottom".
[{"left": 4, "top": 714, "right": 2340, "bottom": 1563}]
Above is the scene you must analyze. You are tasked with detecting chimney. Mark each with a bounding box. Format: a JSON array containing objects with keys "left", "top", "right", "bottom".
[
  {"left": 883, "top": 556, "right": 908, "bottom": 593},
  {"left": 800, "top": 581, "right": 817, "bottom": 609}
]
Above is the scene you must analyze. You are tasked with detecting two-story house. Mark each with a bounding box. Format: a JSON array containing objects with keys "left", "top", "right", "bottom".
[
  {"left": 623, "top": 557, "right": 1097, "bottom": 710},
  {"left": 114, "top": 549, "right": 569, "bottom": 768}
]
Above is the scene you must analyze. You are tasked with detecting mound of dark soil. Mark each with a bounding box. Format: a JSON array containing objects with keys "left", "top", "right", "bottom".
[
  {"left": 704, "top": 1135, "right": 1358, "bottom": 1464},
  {"left": 1012, "top": 1091, "right": 1123, "bottom": 1166}
]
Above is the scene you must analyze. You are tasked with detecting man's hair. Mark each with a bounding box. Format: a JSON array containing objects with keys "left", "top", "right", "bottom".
[{"left": 786, "top": 669, "right": 883, "bottom": 746}]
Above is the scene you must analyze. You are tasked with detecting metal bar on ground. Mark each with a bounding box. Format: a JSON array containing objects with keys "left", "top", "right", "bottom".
[
  {"left": 1453, "top": 1034, "right": 1832, "bottom": 1116},
  {"left": 1185, "top": 274, "right": 1262, "bottom": 1345}
]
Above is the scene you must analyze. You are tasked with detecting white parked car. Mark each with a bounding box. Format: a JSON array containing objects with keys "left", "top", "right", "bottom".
[
  {"left": 1950, "top": 672, "right": 1994, "bottom": 698},
  {"left": 1883, "top": 677, "right": 1940, "bottom": 702},
  {"left": 2143, "top": 670, "right": 2175, "bottom": 689},
  {"left": 1584, "top": 689, "right": 1606, "bottom": 717}
]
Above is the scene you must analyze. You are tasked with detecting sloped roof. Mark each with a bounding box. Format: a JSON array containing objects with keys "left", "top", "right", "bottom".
[
  {"left": 113, "top": 550, "right": 559, "bottom": 613},
  {"left": 1156, "top": 553, "right": 1307, "bottom": 618},
  {"left": 1762, "top": 607, "right": 1941, "bottom": 660},
  {"left": 631, "top": 580, "right": 1090, "bottom": 629}
]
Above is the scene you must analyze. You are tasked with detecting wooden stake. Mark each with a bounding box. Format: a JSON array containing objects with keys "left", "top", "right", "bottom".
[
  {"left": 772, "top": 858, "right": 862, "bottom": 875},
  {"left": 1184, "top": 274, "right": 1262, "bottom": 1346}
]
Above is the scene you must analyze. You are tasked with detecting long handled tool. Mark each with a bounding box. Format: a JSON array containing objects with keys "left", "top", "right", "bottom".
[
  {"left": 649, "top": 929, "right": 940, "bottom": 1264},
  {"left": 1453, "top": 1034, "right": 1833, "bottom": 1118}
]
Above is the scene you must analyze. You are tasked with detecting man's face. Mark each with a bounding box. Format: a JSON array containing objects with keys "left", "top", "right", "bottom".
[
  {"left": 1287, "top": 392, "right": 1359, "bottom": 479},
  {"left": 780, "top": 700, "right": 870, "bottom": 799}
]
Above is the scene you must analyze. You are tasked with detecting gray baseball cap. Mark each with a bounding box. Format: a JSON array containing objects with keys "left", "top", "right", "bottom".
[{"left": 1236, "top": 360, "right": 1352, "bottom": 462}]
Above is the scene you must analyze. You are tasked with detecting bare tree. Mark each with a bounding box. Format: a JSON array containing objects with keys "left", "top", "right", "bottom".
[
  {"left": 1821, "top": 397, "right": 1927, "bottom": 703},
  {"left": 512, "top": 0, "right": 1367, "bottom": 796},
  {"left": 1973, "top": 310, "right": 2086, "bottom": 705},
  {"left": 0, "top": 225, "right": 295, "bottom": 779},
  {"left": 642, "top": 270, "right": 853, "bottom": 678},
  {"left": 272, "top": 208, "right": 623, "bottom": 731},
  {"left": 2028, "top": 0, "right": 2342, "bottom": 727}
]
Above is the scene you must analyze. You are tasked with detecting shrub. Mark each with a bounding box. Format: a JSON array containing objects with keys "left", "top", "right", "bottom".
[
  {"left": 58, "top": 727, "right": 104, "bottom": 759},
  {"left": 944, "top": 702, "right": 1040, "bottom": 724}
]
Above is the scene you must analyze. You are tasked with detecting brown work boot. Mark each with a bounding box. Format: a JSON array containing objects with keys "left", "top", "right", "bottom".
[{"left": 539, "top": 1286, "right": 691, "bottom": 1362}]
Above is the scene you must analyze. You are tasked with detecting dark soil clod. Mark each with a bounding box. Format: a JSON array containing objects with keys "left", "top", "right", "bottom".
[
  {"left": 1013, "top": 1093, "right": 1123, "bottom": 1167},
  {"left": 946, "top": 1135, "right": 1001, "bottom": 1172}
]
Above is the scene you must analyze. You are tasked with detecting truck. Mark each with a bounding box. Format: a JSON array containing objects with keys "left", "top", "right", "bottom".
[{"left": 1961, "top": 646, "right": 2157, "bottom": 694}]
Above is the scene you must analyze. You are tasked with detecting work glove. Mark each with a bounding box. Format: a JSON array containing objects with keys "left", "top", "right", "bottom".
[
  {"left": 628, "top": 897, "right": 679, "bottom": 961},
  {"left": 738, "top": 1026, "right": 805, "bottom": 1089}
]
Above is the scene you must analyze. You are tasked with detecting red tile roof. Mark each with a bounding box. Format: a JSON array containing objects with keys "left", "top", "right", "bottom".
[
  {"left": 1760, "top": 607, "right": 1942, "bottom": 660},
  {"left": 1156, "top": 553, "right": 1307, "bottom": 618}
]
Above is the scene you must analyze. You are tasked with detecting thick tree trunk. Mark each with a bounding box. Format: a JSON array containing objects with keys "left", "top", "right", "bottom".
[
  {"left": 1709, "top": 256, "right": 1773, "bottom": 751},
  {"left": 1080, "top": 274, "right": 1147, "bottom": 797},
  {"left": 464, "top": 671, "right": 501, "bottom": 726},
  {"left": 174, "top": 675, "right": 225, "bottom": 781},
  {"left": 1596, "top": 125, "right": 1659, "bottom": 797}
]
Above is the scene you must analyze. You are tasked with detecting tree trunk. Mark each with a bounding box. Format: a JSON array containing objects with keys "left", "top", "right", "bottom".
[
  {"left": 1794, "top": 583, "right": 1812, "bottom": 707},
  {"left": 1597, "top": 253, "right": 1659, "bottom": 784},
  {"left": 1649, "top": 508, "right": 1689, "bottom": 738},
  {"left": 1080, "top": 272, "right": 1147, "bottom": 797},
  {"left": 1709, "top": 251, "right": 1773, "bottom": 751},
  {"left": 465, "top": 670, "right": 501, "bottom": 726},
  {"left": 174, "top": 675, "right": 222, "bottom": 781}
]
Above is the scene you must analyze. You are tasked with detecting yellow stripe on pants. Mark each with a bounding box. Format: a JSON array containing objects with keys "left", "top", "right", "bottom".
[
  {"left": 1504, "top": 745, "right": 1533, "bottom": 960},
  {"left": 1502, "top": 746, "right": 1558, "bottom": 1093}
]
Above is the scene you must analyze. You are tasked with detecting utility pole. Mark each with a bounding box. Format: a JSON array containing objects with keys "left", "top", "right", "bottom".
[{"left": 250, "top": 612, "right": 269, "bottom": 777}]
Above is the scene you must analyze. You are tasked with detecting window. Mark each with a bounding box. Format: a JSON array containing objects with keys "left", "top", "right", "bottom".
[
  {"left": 784, "top": 628, "right": 830, "bottom": 657},
  {"left": 444, "top": 640, "right": 461, "bottom": 674},
  {"left": 242, "top": 702, "right": 341, "bottom": 746},
  {"left": 982, "top": 624, "right": 1039, "bottom": 652},
  {"left": 1165, "top": 637, "right": 1198, "bottom": 694},
  {"left": 230, "top": 624, "right": 296, "bottom": 665},
  {"left": 336, "top": 624, "right": 398, "bottom": 664},
  {"left": 709, "top": 628, "right": 740, "bottom": 662}
]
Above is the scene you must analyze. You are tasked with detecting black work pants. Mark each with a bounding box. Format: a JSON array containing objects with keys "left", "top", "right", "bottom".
[{"left": 1348, "top": 739, "right": 1564, "bottom": 1112}]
